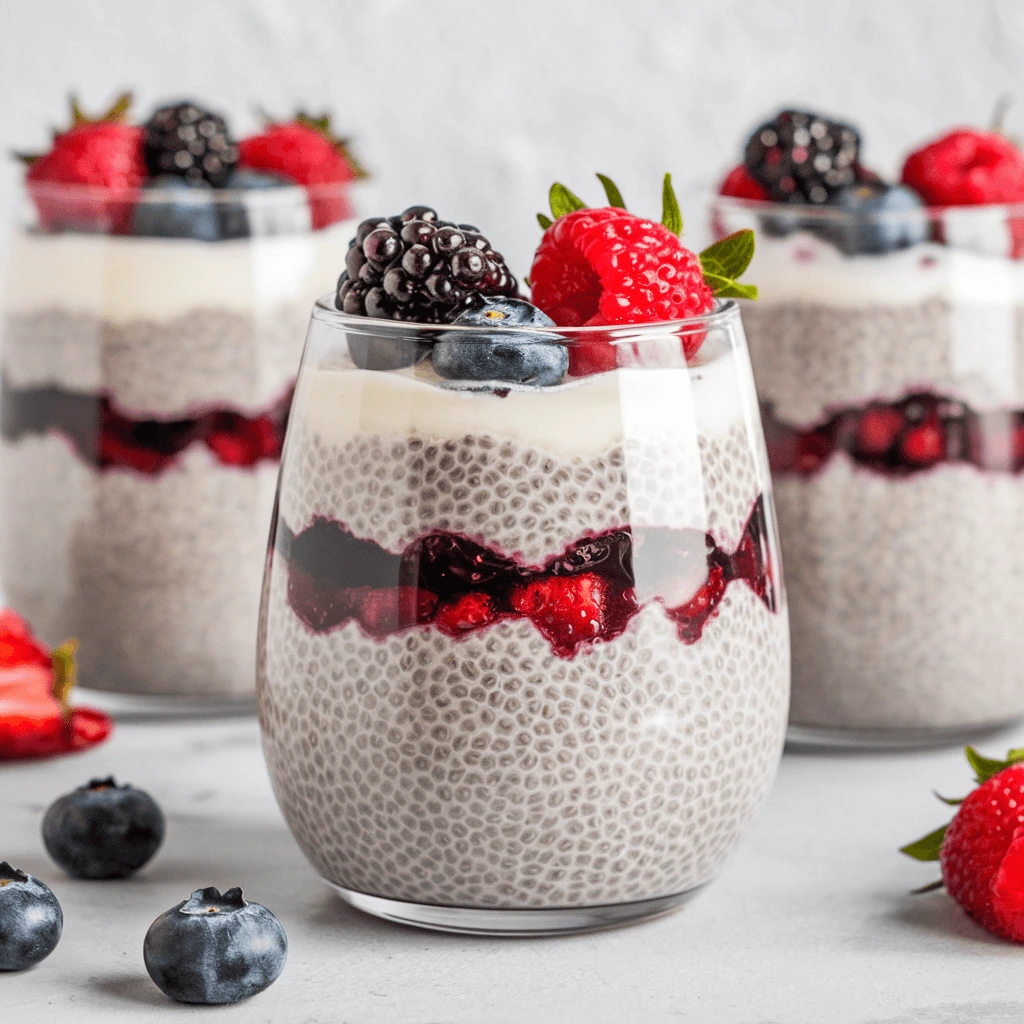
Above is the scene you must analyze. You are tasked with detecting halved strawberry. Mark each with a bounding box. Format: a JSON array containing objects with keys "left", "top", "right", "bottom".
[
  {"left": 435, "top": 593, "right": 497, "bottom": 636},
  {"left": 0, "top": 618, "right": 111, "bottom": 762}
]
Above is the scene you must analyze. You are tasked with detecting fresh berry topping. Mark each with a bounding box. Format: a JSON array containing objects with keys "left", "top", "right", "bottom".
[
  {"left": 744, "top": 109, "right": 860, "bottom": 204},
  {"left": 902, "top": 747, "right": 1024, "bottom": 941},
  {"left": 144, "top": 886, "right": 287, "bottom": 1005},
  {"left": 902, "top": 129, "right": 1024, "bottom": 206},
  {"left": 432, "top": 297, "right": 568, "bottom": 387},
  {"left": 42, "top": 777, "right": 165, "bottom": 879},
  {"left": 0, "top": 616, "right": 111, "bottom": 761},
  {"left": 0, "top": 862, "right": 63, "bottom": 971},
  {"left": 719, "top": 164, "right": 769, "bottom": 201},
  {"left": 238, "top": 114, "right": 365, "bottom": 228},
  {"left": 819, "top": 182, "right": 928, "bottom": 255},
  {"left": 22, "top": 93, "right": 145, "bottom": 233},
  {"left": 336, "top": 208, "right": 518, "bottom": 324},
  {"left": 143, "top": 102, "right": 238, "bottom": 187},
  {"left": 510, "top": 573, "right": 607, "bottom": 657}
]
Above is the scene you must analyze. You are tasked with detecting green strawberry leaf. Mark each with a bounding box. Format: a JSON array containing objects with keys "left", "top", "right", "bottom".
[
  {"left": 700, "top": 230, "right": 756, "bottom": 281},
  {"left": 965, "top": 746, "right": 1018, "bottom": 785},
  {"left": 900, "top": 824, "right": 948, "bottom": 862},
  {"left": 661, "top": 173, "right": 683, "bottom": 235},
  {"left": 596, "top": 173, "right": 626, "bottom": 209},
  {"left": 911, "top": 879, "right": 945, "bottom": 895},
  {"left": 537, "top": 212, "right": 553, "bottom": 230},
  {"left": 933, "top": 791, "right": 964, "bottom": 806},
  {"left": 549, "top": 183, "right": 587, "bottom": 220}
]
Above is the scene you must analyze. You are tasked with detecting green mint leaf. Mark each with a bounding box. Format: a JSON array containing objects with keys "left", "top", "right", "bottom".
[
  {"left": 549, "top": 183, "right": 587, "bottom": 220},
  {"left": 537, "top": 212, "right": 553, "bottom": 230},
  {"left": 661, "top": 173, "right": 683, "bottom": 235},
  {"left": 596, "top": 173, "right": 626, "bottom": 209},
  {"left": 699, "top": 230, "right": 756, "bottom": 281},
  {"left": 899, "top": 824, "right": 948, "bottom": 862},
  {"left": 911, "top": 879, "right": 945, "bottom": 895},
  {"left": 702, "top": 272, "right": 758, "bottom": 300},
  {"left": 965, "top": 746, "right": 1012, "bottom": 785},
  {"left": 932, "top": 791, "right": 964, "bottom": 806}
]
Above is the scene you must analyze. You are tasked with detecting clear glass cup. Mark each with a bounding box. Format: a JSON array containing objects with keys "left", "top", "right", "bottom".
[
  {"left": 712, "top": 194, "right": 1024, "bottom": 747},
  {"left": 0, "top": 181, "right": 356, "bottom": 712},
  {"left": 257, "top": 297, "right": 790, "bottom": 935}
]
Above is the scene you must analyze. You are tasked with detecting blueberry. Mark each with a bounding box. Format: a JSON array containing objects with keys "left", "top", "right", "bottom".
[
  {"left": 42, "top": 777, "right": 165, "bottom": 879},
  {"left": 219, "top": 170, "right": 311, "bottom": 239},
  {"left": 143, "top": 886, "right": 287, "bottom": 1005},
  {"left": 0, "top": 862, "right": 62, "bottom": 971},
  {"left": 132, "top": 177, "right": 222, "bottom": 241},
  {"left": 816, "top": 182, "right": 927, "bottom": 255},
  {"left": 432, "top": 297, "right": 569, "bottom": 387}
]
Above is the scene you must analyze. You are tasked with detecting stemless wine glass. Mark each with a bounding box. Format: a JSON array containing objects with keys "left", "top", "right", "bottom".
[
  {"left": 0, "top": 180, "right": 355, "bottom": 711},
  {"left": 712, "top": 194, "right": 1024, "bottom": 747},
  {"left": 257, "top": 297, "right": 790, "bottom": 935}
]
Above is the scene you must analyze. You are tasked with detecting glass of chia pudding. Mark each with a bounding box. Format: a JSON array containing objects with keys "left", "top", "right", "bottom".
[
  {"left": 257, "top": 180, "right": 790, "bottom": 934},
  {"left": 1, "top": 95, "right": 363, "bottom": 710},
  {"left": 712, "top": 108, "right": 1024, "bottom": 747}
]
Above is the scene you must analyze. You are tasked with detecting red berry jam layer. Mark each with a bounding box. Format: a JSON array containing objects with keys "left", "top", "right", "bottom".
[
  {"left": 277, "top": 496, "right": 776, "bottom": 658},
  {"left": 764, "top": 392, "right": 1024, "bottom": 477},
  {"left": 0, "top": 380, "right": 291, "bottom": 474}
]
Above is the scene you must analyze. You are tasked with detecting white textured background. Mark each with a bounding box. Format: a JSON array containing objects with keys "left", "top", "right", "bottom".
[{"left": 1, "top": 0, "right": 1024, "bottom": 277}]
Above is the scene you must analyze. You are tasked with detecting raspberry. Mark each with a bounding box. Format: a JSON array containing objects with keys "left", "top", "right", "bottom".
[
  {"left": 530, "top": 208, "right": 714, "bottom": 333},
  {"left": 666, "top": 562, "right": 726, "bottom": 644},
  {"left": 240, "top": 118, "right": 364, "bottom": 229},
  {"left": 856, "top": 407, "right": 905, "bottom": 456},
  {"left": 26, "top": 122, "right": 145, "bottom": 233},
  {"left": 719, "top": 164, "right": 769, "bottom": 201},
  {"left": 901, "top": 419, "right": 946, "bottom": 466},
  {"left": 510, "top": 573, "right": 606, "bottom": 657},
  {"left": 434, "top": 593, "right": 496, "bottom": 636},
  {"left": 901, "top": 129, "right": 1024, "bottom": 205}
]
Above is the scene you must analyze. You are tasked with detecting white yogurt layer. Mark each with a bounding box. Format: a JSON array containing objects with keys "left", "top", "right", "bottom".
[
  {"left": 751, "top": 232, "right": 1024, "bottom": 308},
  {"left": 5, "top": 221, "right": 354, "bottom": 323},
  {"left": 301, "top": 343, "right": 754, "bottom": 460}
]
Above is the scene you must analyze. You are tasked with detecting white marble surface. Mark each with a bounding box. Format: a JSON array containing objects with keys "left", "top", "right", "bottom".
[{"left": 3, "top": 712, "right": 1024, "bottom": 1023}]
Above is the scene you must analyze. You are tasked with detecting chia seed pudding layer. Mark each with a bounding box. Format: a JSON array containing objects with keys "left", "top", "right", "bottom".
[
  {"left": 740, "top": 235, "right": 1024, "bottom": 733},
  {"left": 1, "top": 433, "right": 278, "bottom": 696},
  {"left": 257, "top": 358, "right": 790, "bottom": 908}
]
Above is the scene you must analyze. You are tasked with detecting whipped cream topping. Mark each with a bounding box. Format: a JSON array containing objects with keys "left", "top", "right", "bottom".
[
  {"left": 300, "top": 340, "right": 755, "bottom": 460},
  {"left": 4, "top": 221, "right": 354, "bottom": 323}
]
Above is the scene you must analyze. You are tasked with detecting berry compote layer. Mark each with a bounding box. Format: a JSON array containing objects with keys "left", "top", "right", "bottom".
[
  {"left": 1, "top": 224, "right": 352, "bottom": 697},
  {"left": 727, "top": 220, "right": 1024, "bottom": 732},
  {"left": 258, "top": 323, "right": 790, "bottom": 910}
]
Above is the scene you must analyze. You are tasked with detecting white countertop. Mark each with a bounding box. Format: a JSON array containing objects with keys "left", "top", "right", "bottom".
[{"left": 3, "top": 710, "right": 1023, "bottom": 1024}]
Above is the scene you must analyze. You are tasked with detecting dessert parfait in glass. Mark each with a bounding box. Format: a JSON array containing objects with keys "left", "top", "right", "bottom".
[
  {"left": 1, "top": 95, "right": 364, "bottom": 709},
  {"left": 257, "top": 176, "right": 791, "bottom": 934},
  {"left": 712, "top": 108, "right": 1024, "bottom": 745}
]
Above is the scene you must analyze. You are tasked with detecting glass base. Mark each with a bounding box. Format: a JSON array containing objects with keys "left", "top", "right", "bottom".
[
  {"left": 331, "top": 883, "right": 705, "bottom": 936},
  {"left": 787, "top": 716, "right": 1023, "bottom": 752},
  {"left": 77, "top": 686, "right": 256, "bottom": 722}
]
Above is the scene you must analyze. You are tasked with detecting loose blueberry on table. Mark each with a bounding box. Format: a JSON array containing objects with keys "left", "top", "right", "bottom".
[
  {"left": 42, "top": 777, "right": 165, "bottom": 879},
  {"left": 144, "top": 886, "right": 287, "bottom": 1004},
  {"left": 0, "top": 862, "right": 62, "bottom": 971}
]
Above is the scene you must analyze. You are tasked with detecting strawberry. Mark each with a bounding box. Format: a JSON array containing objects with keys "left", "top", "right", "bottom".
[
  {"left": 434, "top": 593, "right": 497, "bottom": 636},
  {"left": 718, "top": 164, "right": 769, "bottom": 201},
  {"left": 529, "top": 175, "right": 757, "bottom": 374},
  {"left": 21, "top": 94, "right": 144, "bottom": 234},
  {"left": 239, "top": 114, "right": 366, "bottom": 229},
  {"left": 0, "top": 612, "right": 111, "bottom": 762},
  {"left": 665, "top": 562, "right": 727, "bottom": 644},
  {"left": 902, "top": 747, "right": 1024, "bottom": 941},
  {"left": 510, "top": 573, "right": 606, "bottom": 656}
]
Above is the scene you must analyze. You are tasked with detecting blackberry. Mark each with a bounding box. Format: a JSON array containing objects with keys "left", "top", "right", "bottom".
[
  {"left": 143, "top": 102, "right": 239, "bottom": 187},
  {"left": 744, "top": 109, "right": 860, "bottom": 204},
  {"left": 335, "top": 206, "right": 518, "bottom": 323}
]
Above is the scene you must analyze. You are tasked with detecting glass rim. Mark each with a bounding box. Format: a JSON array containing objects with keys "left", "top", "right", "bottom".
[
  {"left": 711, "top": 191, "right": 1024, "bottom": 222},
  {"left": 312, "top": 295, "right": 739, "bottom": 338},
  {"left": 23, "top": 178, "right": 356, "bottom": 205}
]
